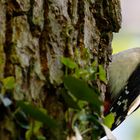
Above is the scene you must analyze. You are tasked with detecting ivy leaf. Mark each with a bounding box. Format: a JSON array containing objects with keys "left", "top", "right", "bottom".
[
  {"left": 103, "top": 113, "right": 115, "bottom": 129},
  {"left": 17, "top": 101, "right": 57, "bottom": 128},
  {"left": 99, "top": 65, "right": 107, "bottom": 84},
  {"left": 25, "top": 121, "right": 44, "bottom": 140},
  {"left": 2, "top": 76, "right": 15, "bottom": 90},
  {"left": 61, "top": 89, "right": 80, "bottom": 110},
  {"left": 64, "top": 76, "right": 102, "bottom": 109},
  {"left": 14, "top": 110, "right": 29, "bottom": 129},
  {"left": 61, "top": 57, "right": 78, "bottom": 69},
  {"left": 75, "top": 68, "right": 90, "bottom": 79}
]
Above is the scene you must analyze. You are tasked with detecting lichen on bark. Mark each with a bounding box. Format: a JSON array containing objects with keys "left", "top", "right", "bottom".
[{"left": 0, "top": 0, "right": 121, "bottom": 139}]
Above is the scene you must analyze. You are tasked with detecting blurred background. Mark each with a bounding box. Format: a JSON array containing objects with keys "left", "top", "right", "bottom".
[
  {"left": 102, "top": 0, "right": 140, "bottom": 139},
  {"left": 113, "top": 0, "right": 140, "bottom": 53}
]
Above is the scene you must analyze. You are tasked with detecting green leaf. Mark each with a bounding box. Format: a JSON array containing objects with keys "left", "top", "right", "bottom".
[
  {"left": 75, "top": 68, "right": 90, "bottom": 79},
  {"left": 2, "top": 76, "right": 15, "bottom": 90},
  {"left": 25, "top": 124, "right": 32, "bottom": 140},
  {"left": 98, "top": 65, "right": 107, "bottom": 84},
  {"left": 61, "top": 89, "right": 80, "bottom": 110},
  {"left": 78, "top": 100, "right": 87, "bottom": 109},
  {"left": 33, "top": 121, "right": 43, "bottom": 134},
  {"left": 25, "top": 121, "right": 45, "bottom": 140},
  {"left": 17, "top": 101, "right": 57, "bottom": 128},
  {"left": 103, "top": 113, "right": 115, "bottom": 128},
  {"left": 64, "top": 76, "right": 102, "bottom": 108},
  {"left": 14, "top": 110, "right": 29, "bottom": 129},
  {"left": 61, "top": 57, "right": 78, "bottom": 69}
]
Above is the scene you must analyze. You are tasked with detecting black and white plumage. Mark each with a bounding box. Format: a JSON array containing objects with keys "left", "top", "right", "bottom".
[{"left": 105, "top": 48, "right": 140, "bottom": 130}]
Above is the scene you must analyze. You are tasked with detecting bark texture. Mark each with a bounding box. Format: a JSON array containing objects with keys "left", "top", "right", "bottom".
[{"left": 0, "top": 0, "right": 121, "bottom": 139}]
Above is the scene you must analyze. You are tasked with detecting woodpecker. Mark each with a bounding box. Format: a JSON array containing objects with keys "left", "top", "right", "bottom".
[{"left": 104, "top": 48, "right": 140, "bottom": 130}]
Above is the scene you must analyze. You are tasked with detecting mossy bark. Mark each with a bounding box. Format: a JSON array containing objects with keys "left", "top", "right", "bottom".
[{"left": 0, "top": 0, "right": 121, "bottom": 139}]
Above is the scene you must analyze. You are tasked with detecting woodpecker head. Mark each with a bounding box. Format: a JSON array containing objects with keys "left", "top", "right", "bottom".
[{"left": 105, "top": 48, "right": 140, "bottom": 130}]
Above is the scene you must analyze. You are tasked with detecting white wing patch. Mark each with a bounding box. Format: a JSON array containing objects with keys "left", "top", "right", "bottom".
[{"left": 127, "top": 95, "right": 140, "bottom": 116}]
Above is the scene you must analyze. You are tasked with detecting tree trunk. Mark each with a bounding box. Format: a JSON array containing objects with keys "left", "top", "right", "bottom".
[{"left": 0, "top": 0, "right": 121, "bottom": 139}]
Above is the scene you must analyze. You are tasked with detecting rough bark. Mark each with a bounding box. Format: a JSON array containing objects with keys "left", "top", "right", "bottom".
[{"left": 0, "top": 0, "right": 121, "bottom": 139}]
